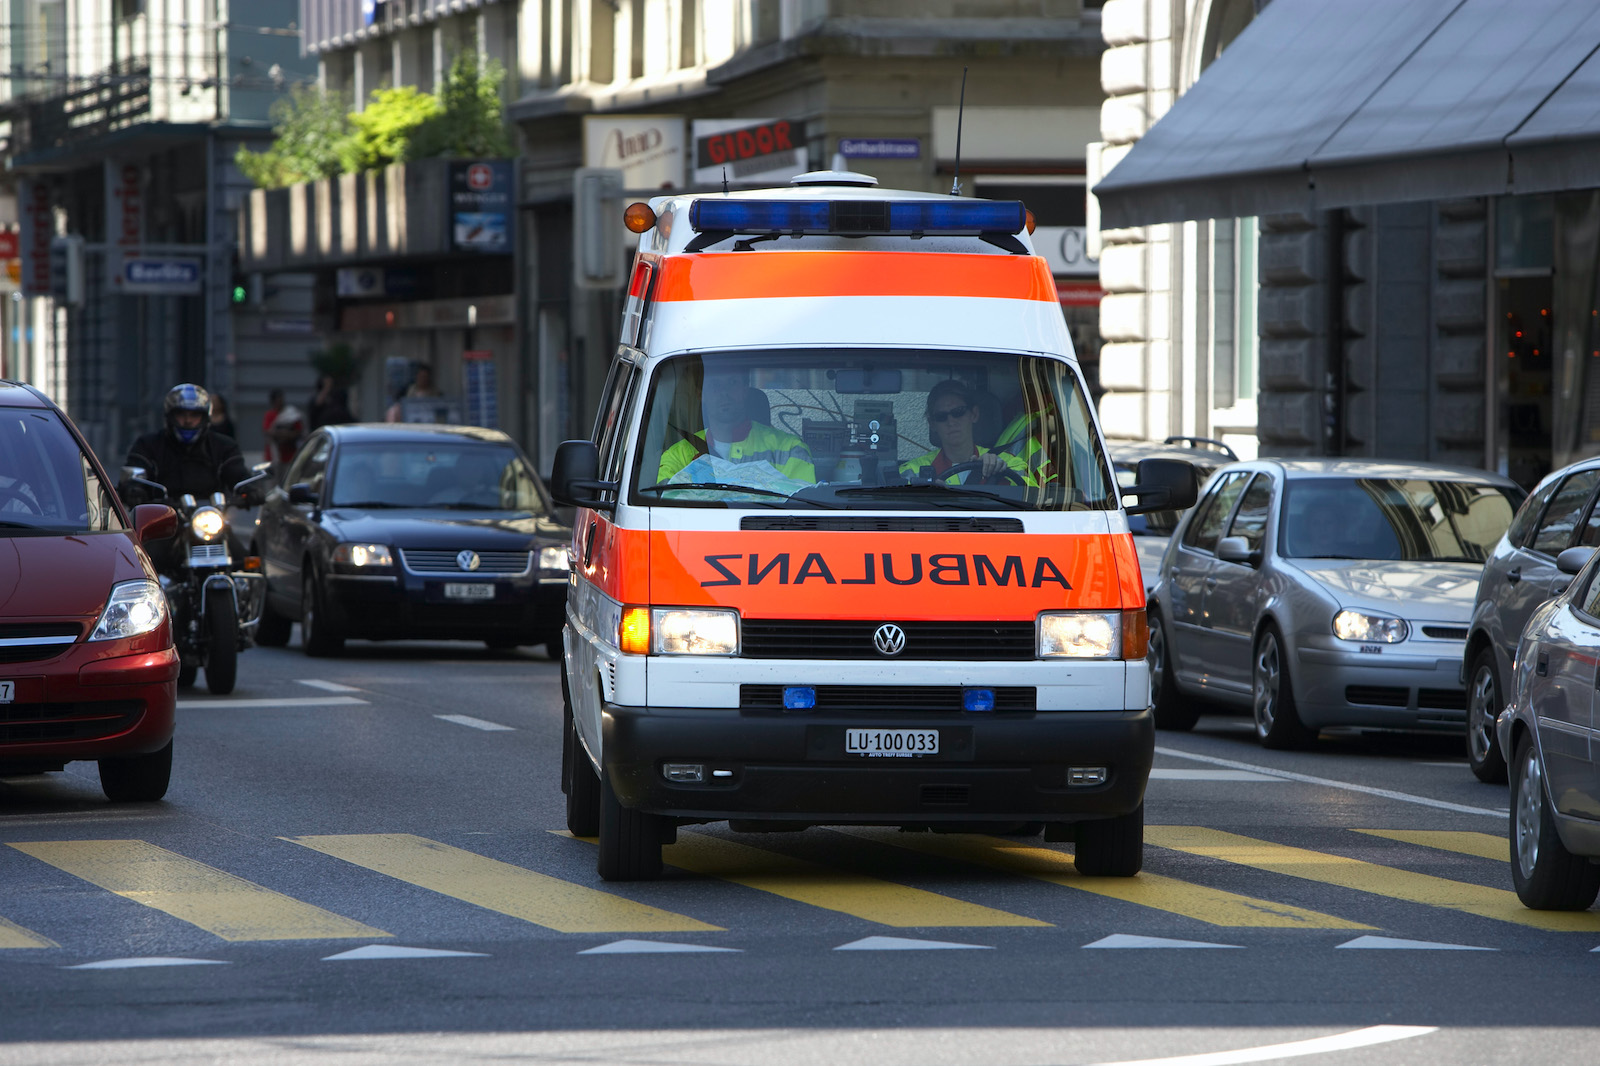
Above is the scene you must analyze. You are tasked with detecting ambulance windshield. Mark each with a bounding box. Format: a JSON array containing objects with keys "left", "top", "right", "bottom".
[{"left": 630, "top": 350, "right": 1114, "bottom": 511}]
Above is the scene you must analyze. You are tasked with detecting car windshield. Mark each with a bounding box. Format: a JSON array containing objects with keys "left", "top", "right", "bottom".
[
  {"left": 329, "top": 441, "right": 547, "bottom": 512},
  {"left": 0, "top": 407, "right": 123, "bottom": 535},
  {"left": 629, "top": 349, "right": 1114, "bottom": 511},
  {"left": 1281, "top": 478, "right": 1518, "bottom": 562}
]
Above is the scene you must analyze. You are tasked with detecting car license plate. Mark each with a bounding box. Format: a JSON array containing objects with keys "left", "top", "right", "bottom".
[
  {"left": 0, "top": 681, "right": 11, "bottom": 704},
  {"left": 444, "top": 583, "right": 495, "bottom": 600},
  {"left": 845, "top": 728, "right": 938, "bottom": 757}
]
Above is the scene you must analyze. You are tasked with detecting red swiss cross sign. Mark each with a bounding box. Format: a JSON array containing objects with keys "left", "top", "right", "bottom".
[{"left": 466, "top": 164, "right": 494, "bottom": 191}]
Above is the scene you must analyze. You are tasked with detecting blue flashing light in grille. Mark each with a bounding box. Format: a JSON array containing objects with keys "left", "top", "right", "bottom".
[
  {"left": 963, "top": 688, "right": 996, "bottom": 712},
  {"left": 783, "top": 685, "right": 817, "bottom": 710},
  {"left": 688, "top": 199, "right": 1026, "bottom": 236}
]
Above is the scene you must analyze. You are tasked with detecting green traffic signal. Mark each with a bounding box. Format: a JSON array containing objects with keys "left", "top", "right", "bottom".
[{"left": 231, "top": 284, "right": 247, "bottom": 304}]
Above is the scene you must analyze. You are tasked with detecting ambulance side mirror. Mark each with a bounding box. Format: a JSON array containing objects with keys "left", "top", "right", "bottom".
[
  {"left": 1123, "top": 458, "right": 1199, "bottom": 516},
  {"left": 550, "top": 440, "right": 617, "bottom": 512}
]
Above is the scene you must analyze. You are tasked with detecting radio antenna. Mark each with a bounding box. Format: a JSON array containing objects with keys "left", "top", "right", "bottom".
[
  {"left": 950, "top": 67, "right": 968, "bottom": 197},
  {"left": 722, "top": 166, "right": 729, "bottom": 196}
]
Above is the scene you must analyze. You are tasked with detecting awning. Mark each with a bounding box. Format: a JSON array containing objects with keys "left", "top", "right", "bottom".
[{"left": 1094, "top": 0, "right": 1600, "bottom": 227}]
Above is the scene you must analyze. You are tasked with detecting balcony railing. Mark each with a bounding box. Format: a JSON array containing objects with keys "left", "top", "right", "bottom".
[{"left": 13, "top": 61, "right": 153, "bottom": 157}]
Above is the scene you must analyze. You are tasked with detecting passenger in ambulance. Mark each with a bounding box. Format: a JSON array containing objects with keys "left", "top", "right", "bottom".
[
  {"left": 658, "top": 366, "right": 816, "bottom": 483},
  {"left": 899, "top": 380, "right": 1033, "bottom": 485}
]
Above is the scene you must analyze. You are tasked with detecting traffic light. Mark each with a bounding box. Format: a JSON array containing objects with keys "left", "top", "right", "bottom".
[
  {"left": 572, "top": 167, "right": 624, "bottom": 289},
  {"left": 231, "top": 277, "right": 248, "bottom": 304}
]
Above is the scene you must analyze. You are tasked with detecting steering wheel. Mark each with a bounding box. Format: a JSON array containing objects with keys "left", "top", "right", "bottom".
[
  {"left": 0, "top": 483, "right": 42, "bottom": 515},
  {"left": 935, "top": 460, "right": 1027, "bottom": 487}
]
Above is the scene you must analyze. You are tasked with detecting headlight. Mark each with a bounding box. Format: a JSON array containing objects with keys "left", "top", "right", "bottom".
[
  {"left": 190, "top": 506, "right": 225, "bottom": 541},
  {"left": 332, "top": 543, "right": 394, "bottom": 568},
  {"left": 618, "top": 607, "right": 739, "bottom": 655},
  {"left": 1333, "top": 609, "right": 1408, "bottom": 643},
  {"left": 89, "top": 580, "right": 167, "bottom": 642},
  {"left": 1039, "top": 610, "right": 1121, "bottom": 659},
  {"left": 539, "top": 545, "right": 571, "bottom": 572}
]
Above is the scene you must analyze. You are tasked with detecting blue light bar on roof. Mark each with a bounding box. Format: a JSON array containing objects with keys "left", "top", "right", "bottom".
[{"left": 688, "top": 199, "right": 1027, "bottom": 236}]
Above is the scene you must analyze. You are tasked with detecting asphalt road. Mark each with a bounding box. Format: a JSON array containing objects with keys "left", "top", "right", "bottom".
[{"left": 1, "top": 636, "right": 1596, "bottom": 1066}]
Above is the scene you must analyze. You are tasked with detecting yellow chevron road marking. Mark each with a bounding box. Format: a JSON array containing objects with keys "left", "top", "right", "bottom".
[
  {"left": 1147, "top": 826, "right": 1600, "bottom": 933},
  {"left": 292, "top": 833, "right": 719, "bottom": 934},
  {"left": 836, "top": 829, "right": 1370, "bottom": 930},
  {"left": 0, "top": 914, "right": 55, "bottom": 949},
  {"left": 9, "top": 840, "right": 387, "bottom": 942},
  {"left": 1352, "top": 829, "right": 1507, "bottom": 863}
]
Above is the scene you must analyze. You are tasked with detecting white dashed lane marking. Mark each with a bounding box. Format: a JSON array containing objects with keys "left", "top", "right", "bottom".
[
  {"left": 177, "top": 697, "right": 368, "bottom": 710},
  {"left": 297, "top": 679, "right": 363, "bottom": 693},
  {"left": 434, "top": 714, "right": 515, "bottom": 732}
]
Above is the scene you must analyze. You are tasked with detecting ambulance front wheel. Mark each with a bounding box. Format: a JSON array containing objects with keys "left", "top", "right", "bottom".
[
  {"left": 597, "top": 771, "right": 665, "bottom": 881},
  {"left": 1072, "top": 803, "right": 1144, "bottom": 877}
]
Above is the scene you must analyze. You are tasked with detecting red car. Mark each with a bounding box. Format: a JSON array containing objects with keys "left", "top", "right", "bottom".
[{"left": 0, "top": 382, "right": 180, "bottom": 801}]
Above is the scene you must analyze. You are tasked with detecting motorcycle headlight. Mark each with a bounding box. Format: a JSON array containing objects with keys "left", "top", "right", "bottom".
[
  {"left": 1038, "top": 610, "right": 1121, "bottom": 659},
  {"left": 651, "top": 607, "right": 739, "bottom": 656},
  {"left": 332, "top": 543, "right": 394, "bottom": 568},
  {"left": 89, "top": 580, "right": 167, "bottom": 642},
  {"left": 539, "top": 545, "right": 571, "bottom": 572},
  {"left": 1333, "top": 610, "right": 1408, "bottom": 643},
  {"left": 190, "top": 506, "right": 225, "bottom": 541}
]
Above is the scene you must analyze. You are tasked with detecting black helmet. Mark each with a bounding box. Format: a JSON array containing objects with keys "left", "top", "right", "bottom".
[{"left": 164, "top": 383, "right": 211, "bottom": 445}]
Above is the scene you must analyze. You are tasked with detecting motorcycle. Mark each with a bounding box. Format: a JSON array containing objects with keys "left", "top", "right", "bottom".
[{"left": 121, "top": 465, "right": 273, "bottom": 695}]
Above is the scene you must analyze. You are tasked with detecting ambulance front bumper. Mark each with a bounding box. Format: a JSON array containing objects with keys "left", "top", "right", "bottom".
[{"left": 600, "top": 703, "right": 1153, "bottom": 825}]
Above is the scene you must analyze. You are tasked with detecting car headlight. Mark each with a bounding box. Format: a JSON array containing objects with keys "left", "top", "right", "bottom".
[
  {"left": 617, "top": 607, "right": 739, "bottom": 655},
  {"left": 539, "top": 545, "right": 571, "bottom": 572},
  {"left": 332, "top": 543, "right": 394, "bottom": 568},
  {"left": 89, "top": 579, "right": 168, "bottom": 642},
  {"left": 1333, "top": 609, "right": 1408, "bottom": 643},
  {"left": 1039, "top": 610, "right": 1122, "bottom": 659},
  {"left": 190, "top": 506, "right": 225, "bottom": 541}
]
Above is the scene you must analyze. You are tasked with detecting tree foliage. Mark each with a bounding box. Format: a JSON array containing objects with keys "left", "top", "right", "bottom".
[
  {"left": 234, "top": 85, "right": 350, "bottom": 189},
  {"left": 412, "top": 52, "right": 514, "bottom": 160},
  {"left": 338, "top": 86, "right": 445, "bottom": 173}
]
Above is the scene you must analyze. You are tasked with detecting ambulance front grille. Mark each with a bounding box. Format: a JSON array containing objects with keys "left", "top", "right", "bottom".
[
  {"left": 739, "top": 620, "right": 1035, "bottom": 660},
  {"left": 741, "top": 685, "right": 1036, "bottom": 712}
]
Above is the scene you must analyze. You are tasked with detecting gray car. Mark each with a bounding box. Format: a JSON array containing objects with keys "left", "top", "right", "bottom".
[
  {"left": 1147, "top": 459, "right": 1523, "bottom": 747},
  {"left": 1496, "top": 544, "right": 1600, "bottom": 911},
  {"left": 1464, "top": 456, "right": 1600, "bottom": 783}
]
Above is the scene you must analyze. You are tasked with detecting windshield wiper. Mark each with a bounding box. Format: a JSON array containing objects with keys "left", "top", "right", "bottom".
[
  {"left": 637, "top": 482, "right": 822, "bottom": 508},
  {"left": 331, "top": 500, "right": 407, "bottom": 509},
  {"left": 833, "top": 481, "right": 1025, "bottom": 508}
]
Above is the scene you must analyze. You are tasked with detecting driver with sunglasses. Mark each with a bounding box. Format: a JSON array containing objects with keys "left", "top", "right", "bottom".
[{"left": 899, "top": 380, "right": 1033, "bottom": 485}]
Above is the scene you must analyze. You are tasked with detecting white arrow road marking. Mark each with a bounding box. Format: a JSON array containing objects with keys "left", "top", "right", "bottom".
[
  {"left": 177, "top": 697, "right": 367, "bottom": 710},
  {"left": 579, "top": 940, "right": 740, "bottom": 955},
  {"left": 1148, "top": 769, "right": 1281, "bottom": 782},
  {"left": 297, "top": 679, "right": 362, "bottom": 692},
  {"left": 434, "top": 714, "right": 515, "bottom": 732},
  {"left": 1155, "top": 745, "right": 1503, "bottom": 816},
  {"left": 1083, "top": 934, "right": 1242, "bottom": 949},
  {"left": 1087, "top": 1025, "right": 1438, "bottom": 1066},
  {"left": 1336, "top": 935, "right": 1494, "bottom": 951},
  {"left": 322, "top": 945, "right": 488, "bottom": 961},
  {"left": 833, "top": 936, "right": 992, "bottom": 951},
  {"left": 66, "top": 957, "right": 229, "bottom": 970}
]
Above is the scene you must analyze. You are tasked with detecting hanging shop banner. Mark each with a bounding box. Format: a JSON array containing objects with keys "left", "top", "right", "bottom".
[
  {"left": 691, "top": 119, "right": 807, "bottom": 186},
  {"left": 449, "top": 160, "right": 513, "bottom": 253},
  {"left": 463, "top": 349, "right": 498, "bottom": 429},
  {"left": 19, "top": 179, "right": 52, "bottom": 296},
  {"left": 584, "top": 115, "right": 687, "bottom": 191},
  {"left": 105, "top": 159, "right": 143, "bottom": 291}
]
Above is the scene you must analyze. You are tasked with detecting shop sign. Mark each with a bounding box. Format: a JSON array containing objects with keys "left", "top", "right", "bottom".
[
  {"left": 692, "top": 119, "right": 807, "bottom": 185},
  {"left": 584, "top": 115, "right": 686, "bottom": 190},
  {"left": 1035, "top": 226, "right": 1099, "bottom": 278},
  {"left": 121, "top": 257, "right": 202, "bottom": 295},
  {"left": 449, "top": 160, "right": 513, "bottom": 253},
  {"left": 0, "top": 231, "right": 18, "bottom": 259},
  {"left": 19, "top": 179, "right": 51, "bottom": 296},
  {"left": 837, "top": 138, "right": 920, "bottom": 160},
  {"left": 336, "top": 267, "right": 386, "bottom": 297},
  {"left": 105, "top": 160, "right": 143, "bottom": 290}
]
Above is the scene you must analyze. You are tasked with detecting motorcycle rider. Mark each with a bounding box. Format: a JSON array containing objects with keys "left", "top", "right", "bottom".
[{"left": 125, "top": 384, "right": 251, "bottom": 568}]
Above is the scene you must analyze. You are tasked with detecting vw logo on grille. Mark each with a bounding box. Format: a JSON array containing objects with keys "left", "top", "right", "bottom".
[
  {"left": 456, "top": 550, "right": 481, "bottom": 572},
  {"left": 873, "top": 623, "right": 907, "bottom": 656}
]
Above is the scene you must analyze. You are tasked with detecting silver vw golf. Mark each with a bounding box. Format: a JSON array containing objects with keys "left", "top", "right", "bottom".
[{"left": 1146, "top": 460, "right": 1523, "bottom": 748}]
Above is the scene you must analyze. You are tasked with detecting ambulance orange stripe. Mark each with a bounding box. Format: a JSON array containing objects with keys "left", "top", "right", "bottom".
[
  {"left": 653, "top": 252, "right": 1058, "bottom": 303},
  {"left": 585, "top": 529, "right": 1133, "bottom": 620}
]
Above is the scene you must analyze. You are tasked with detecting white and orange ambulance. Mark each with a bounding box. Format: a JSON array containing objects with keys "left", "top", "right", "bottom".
[{"left": 550, "top": 172, "right": 1198, "bottom": 881}]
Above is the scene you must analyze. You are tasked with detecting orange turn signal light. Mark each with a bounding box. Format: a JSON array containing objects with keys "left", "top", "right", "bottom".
[
  {"left": 1121, "top": 608, "right": 1149, "bottom": 661},
  {"left": 243, "top": 556, "right": 263, "bottom": 572},
  {"left": 1025, "top": 208, "right": 1037, "bottom": 234},
  {"left": 624, "top": 202, "right": 657, "bottom": 234},
  {"left": 619, "top": 606, "right": 651, "bottom": 655}
]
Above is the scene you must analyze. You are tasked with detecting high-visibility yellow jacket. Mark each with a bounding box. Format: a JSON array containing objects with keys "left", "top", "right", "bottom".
[
  {"left": 995, "top": 413, "right": 1055, "bottom": 483},
  {"left": 898, "top": 445, "right": 1035, "bottom": 486},
  {"left": 658, "top": 424, "right": 815, "bottom": 483}
]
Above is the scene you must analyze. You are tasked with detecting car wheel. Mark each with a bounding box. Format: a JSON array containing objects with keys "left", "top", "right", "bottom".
[
  {"left": 99, "top": 741, "right": 173, "bottom": 803},
  {"left": 1466, "top": 648, "right": 1508, "bottom": 784},
  {"left": 176, "top": 659, "right": 198, "bottom": 688},
  {"left": 597, "top": 771, "right": 664, "bottom": 881},
  {"left": 1148, "top": 608, "right": 1199, "bottom": 731},
  {"left": 563, "top": 665, "right": 600, "bottom": 837},
  {"left": 255, "top": 600, "right": 293, "bottom": 647},
  {"left": 301, "top": 570, "right": 344, "bottom": 657},
  {"left": 1253, "top": 625, "right": 1315, "bottom": 750},
  {"left": 1510, "top": 731, "right": 1600, "bottom": 910},
  {"left": 204, "top": 586, "right": 238, "bottom": 695},
  {"left": 1073, "top": 804, "right": 1144, "bottom": 876}
]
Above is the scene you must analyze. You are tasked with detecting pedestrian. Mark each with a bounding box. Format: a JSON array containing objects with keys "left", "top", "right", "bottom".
[
  {"left": 262, "top": 388, "right": 305, "bottom": 472},
  {"left": 404, "top": 365, "right": 442, "bottom": 399},
  {"left": 209, "top": 393, "right": 239, "bottom": 442},
  {"left": 308, "top": 375, "right": 355, "bottom": 429}
]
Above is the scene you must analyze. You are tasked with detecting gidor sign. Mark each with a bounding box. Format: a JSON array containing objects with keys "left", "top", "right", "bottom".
[{"left": 691, "top": 119, "right": 807, "bottom": 185}]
